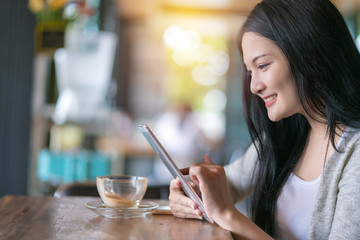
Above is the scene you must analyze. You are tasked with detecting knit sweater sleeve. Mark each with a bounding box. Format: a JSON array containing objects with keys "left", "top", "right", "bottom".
[
  {"left": 310, "top": 129, "right": 360, "bottom": 239},
  {"left": 224, "top": 143, "right": 259, "bottom": 203},
  {"left": 328, "top": 140, "right": 360, "bottom": 239}
]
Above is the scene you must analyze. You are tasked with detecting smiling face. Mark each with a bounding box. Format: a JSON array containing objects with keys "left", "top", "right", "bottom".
[{"left": 242, "top": 32, "right": 304, "bottom": 122}]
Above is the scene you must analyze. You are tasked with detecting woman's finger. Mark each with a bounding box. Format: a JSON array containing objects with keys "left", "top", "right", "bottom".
[
  {"left": 169, "top": 194, "right": 201, "bottom": 218},
  {"left": 171, "top": 209, "right": 203, "bottom": 220},
  {"left": 179, "top": 167, "right": 189, "bottom": 175},
  {"left": 169, "top": 178, "right": 198, "bottom": 210},
  {"left": 202, "top": 154, "right": 215, "bottom": 165}
]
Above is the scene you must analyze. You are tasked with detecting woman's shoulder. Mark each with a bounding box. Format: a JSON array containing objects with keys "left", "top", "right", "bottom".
[
  {"left": 341, "top": 127, "right": 360, "bottom": 151},
  {"left": 323, "top": 128, "right": 360, "bottom": 176},
  {"left": 330, "top": 127, "right": 360, "bottom": 172}
]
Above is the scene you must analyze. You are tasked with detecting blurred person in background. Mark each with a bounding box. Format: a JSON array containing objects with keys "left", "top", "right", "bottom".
[{"left": 151, "top": 102, "right": 211, "bottom": 184}]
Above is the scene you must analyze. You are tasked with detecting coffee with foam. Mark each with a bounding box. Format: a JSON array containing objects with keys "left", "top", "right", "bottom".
[{"left": 97, "top": 175, "right": 148, "bottom": 208}]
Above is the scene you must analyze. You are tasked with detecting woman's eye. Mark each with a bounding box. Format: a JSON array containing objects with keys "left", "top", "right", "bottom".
[{"left": 258, "top": 64, "right": 269, "bottom": 70}]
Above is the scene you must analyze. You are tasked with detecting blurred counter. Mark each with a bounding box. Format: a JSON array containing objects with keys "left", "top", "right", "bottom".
[{"left": 96, "top": 136, "right": 155, "bottom": 158}]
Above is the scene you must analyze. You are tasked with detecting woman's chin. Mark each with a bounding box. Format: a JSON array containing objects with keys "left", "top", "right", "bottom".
[{"left": 267, "top": 112, "right": 283, "bottom": 122}]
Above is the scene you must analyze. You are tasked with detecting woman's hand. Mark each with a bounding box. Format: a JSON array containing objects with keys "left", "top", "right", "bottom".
[
  {"left": 169, "top": 155, "right": 274, "bottom": 240},
  {"left": 169, "top": 177, "right": 203, "bottom": 219},
  {"left": 188, "top": 154, "right": 235, "bottom": 223},
  {"left": 168, "top": 154, "right": 234, "bottom": 223}
]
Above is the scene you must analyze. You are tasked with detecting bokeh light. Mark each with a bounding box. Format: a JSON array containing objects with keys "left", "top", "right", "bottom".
[
  {"left": 203, "top": 89, "right": 227, "bottom": 112},
  {"left": 208, "top": 51, "right": 229, "bottom": 76},
  {"left": 163, "top": 25, "right": 190, "bottom": 50},
  {"left": 192, "top": 65, "right": 220, "bottom": 86}
]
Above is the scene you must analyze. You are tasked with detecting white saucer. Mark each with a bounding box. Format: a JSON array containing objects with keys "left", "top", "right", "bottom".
[{"left": 86, "top": 200, "right": 159, "bottom": 219}]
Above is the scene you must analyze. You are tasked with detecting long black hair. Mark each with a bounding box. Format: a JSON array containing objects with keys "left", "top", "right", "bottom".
[{"left": 237, "top": 0, "right": 360, "bottom": 236}]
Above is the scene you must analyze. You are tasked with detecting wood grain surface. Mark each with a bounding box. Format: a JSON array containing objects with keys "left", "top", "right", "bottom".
[{"left": 0, "top": 195, "right": 232, "bottom": 240}]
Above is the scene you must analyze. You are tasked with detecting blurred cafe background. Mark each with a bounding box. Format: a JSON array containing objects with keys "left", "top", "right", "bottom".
[{"left": 1, "top": 0, "right": 360, "bottom": 198}]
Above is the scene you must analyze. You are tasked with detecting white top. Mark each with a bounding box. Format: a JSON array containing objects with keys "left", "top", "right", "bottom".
[
  {"left": 276, "top": 172, "right": 321, "bottom": 240},
  {"left": 276, "top": 128, "right": 349, "bottom": 240}
]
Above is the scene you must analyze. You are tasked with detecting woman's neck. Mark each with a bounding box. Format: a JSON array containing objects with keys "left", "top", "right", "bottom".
[
  {"left": 294, "top": 115, "right": 338, "bottom": 181},
  {"left": 305, "top": 114, "right": 347, "bottom": 143}
]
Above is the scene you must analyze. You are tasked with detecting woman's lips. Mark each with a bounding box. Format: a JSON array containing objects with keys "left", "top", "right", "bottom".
[{"left": 263, "top": 94, "right": 277, "bottom": 108}]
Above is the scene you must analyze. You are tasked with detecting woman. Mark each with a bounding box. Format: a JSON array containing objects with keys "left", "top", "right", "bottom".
[{"left": 168, "top": 0, "right": 360, "bottom": 239}]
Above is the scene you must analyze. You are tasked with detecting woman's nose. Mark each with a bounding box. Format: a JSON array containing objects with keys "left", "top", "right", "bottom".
[{"left": 250, "top": 74, "right": 265, "bottom": 95}]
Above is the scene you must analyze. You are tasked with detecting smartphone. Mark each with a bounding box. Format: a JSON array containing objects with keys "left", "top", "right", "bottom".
[{"left": 138, "top": 124, "right": 214, "bottom": 223}]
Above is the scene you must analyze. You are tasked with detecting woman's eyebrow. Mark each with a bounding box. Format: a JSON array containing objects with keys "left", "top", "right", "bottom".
[{"left": 252, "top": 54, "right": 268, "bottom": 63}]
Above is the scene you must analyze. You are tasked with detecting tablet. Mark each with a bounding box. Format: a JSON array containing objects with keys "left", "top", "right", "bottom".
[{"left": 137, "top": 124, "right": 214, "bottom": 223}]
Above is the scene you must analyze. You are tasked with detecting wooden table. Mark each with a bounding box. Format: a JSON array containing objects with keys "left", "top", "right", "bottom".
[{"left": 0, "top": 195, "right": 232, "bottom": 240}]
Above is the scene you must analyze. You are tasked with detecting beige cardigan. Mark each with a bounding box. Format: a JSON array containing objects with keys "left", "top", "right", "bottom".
[{"left": 224, "top": 128, "right": 360, "bottom": 239}]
